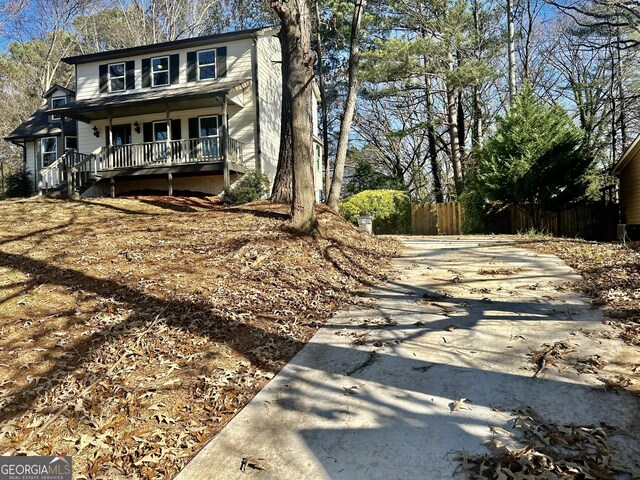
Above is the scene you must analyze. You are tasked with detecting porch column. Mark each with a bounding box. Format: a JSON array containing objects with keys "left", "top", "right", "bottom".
[
  {"left": 166, "top": 105, "right": 172, "bottom": 165},
  {"left": 108, "top": 112, "right": 113, "bottom": 169},
  {"left": 222, "top": 95, "right": 229, "bottom": 191},
  {"left": 60, "top": 114, "right": 67, "bottom": 188},
  {"left": 168, "top": 172, "right": 173, "bottom": 196}
]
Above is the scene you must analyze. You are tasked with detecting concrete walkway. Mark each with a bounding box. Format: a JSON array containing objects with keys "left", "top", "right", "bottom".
[{"left": 176, "top": 237, "right": 640, "bottom": 480}]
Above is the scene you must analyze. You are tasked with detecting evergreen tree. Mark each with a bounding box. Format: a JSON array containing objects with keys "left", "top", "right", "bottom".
[{"left": 472, "top": 84, "right": 593, "bottom": 230}]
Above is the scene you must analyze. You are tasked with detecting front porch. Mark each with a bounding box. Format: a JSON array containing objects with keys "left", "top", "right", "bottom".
[
  {"left": 38, "top": 137, "right": 246, "bottom": 196},
  {"left": 41, "top": 80, "right": 252, "bottom": 197}
]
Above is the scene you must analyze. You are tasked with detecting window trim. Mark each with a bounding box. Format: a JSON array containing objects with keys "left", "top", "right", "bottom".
[
  {"left": 198, "top": 115, "right": 219, "bottom": 138},
  {"left": 197, "top": 49, "right": 216, "bottom": 81},
  {"left": 50, "top": 97, "right": 66, "bottom": 120},
  {"left": 152, "top": 121, "right": 169, "bottom": 141},
  {"left": 41, "top": 136, "right": 58, "bottom": 167},
  {"left": 65, "top": 136, "right": 78, "bottom": 151},
  {"left": 108, "top": 62, "right": 126, "bottom": 92},
  {"left": 151, "top": 56, "right": 170, "bottom": 88}
]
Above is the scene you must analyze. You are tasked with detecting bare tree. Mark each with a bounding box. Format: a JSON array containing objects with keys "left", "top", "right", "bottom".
[{"left": 326, "top": 0, "right": 366, "bottom": 210}]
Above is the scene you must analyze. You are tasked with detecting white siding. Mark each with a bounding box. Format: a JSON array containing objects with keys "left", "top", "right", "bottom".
[
  {"left": 75, "top": 39, "right": 254, "bottom": 100},
  {"left": 256, "top": 34, "right": 282, "bottom": 184}
]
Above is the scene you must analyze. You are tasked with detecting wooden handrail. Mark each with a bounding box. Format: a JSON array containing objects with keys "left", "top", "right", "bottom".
[{"left": 99, "top": 138, "right": 244, "bottom": 170}]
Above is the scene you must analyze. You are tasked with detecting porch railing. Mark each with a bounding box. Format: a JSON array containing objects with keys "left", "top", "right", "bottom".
[
  {"left": 38, "top": 150, "right": 92, "bottom": 194},
  {"left": 38, "top": 138, "right": 244, "bottom": 195},
  {"left": 100, "top": 137, "right": 243, "bottom": 170}
]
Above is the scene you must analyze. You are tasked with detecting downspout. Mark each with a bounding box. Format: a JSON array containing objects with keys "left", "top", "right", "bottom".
[{"left": 251, "top": 36, "right": 262, "bottom": 173}]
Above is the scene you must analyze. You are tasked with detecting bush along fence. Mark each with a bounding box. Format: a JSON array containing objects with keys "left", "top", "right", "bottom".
[
  {"left": 412, "top": 201, "right": 619, "bottom": 240},
  {"left": 340, "top": 190, "right": 411, "bottom": 234}
]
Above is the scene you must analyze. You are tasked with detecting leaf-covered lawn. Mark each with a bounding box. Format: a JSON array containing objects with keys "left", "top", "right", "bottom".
[{"left": 0, "top": 197, "right": 400, "bottom": 479}]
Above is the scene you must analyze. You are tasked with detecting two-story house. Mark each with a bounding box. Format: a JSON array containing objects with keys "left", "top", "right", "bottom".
[{"left": 5, "top": 26, "right": 324, "bottom": 200}]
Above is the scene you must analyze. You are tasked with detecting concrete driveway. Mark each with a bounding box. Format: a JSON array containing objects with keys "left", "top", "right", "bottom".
[{"left": 176, "top": 237, "right": 640, "bottom": 479}]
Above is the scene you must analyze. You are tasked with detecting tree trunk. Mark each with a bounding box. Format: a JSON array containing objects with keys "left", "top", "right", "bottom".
[
  {"left": 327, "top": 0, "right": 366, "bottom": 211},
  {"left": 425, "top": 79, "right": 443, "bottom": 203},
  {"left": 271, "top": 29, "right": 294, "bottom": 203},
  {"left": 471, "top": 0, "right": 483, "bottom": 148},
  {"left": 472, "top": 85, "right": 482, "bottom": 148},
  {"left": 271, "top": 0, "right": 317, "bottom": 233},
  {"left": 615, "top": 28, "right": 627, "bottom": 150},
  {"left": 315, "top": 1, "right": 331, "bottom": 199},
  {"left": 447, "top": 84, "right": 463, "bottom": 196},
  {"left": 446, "top": 51, "right": 463, "bottom": 196},
  {"left": 457, "top": 88, "right": 466, "bottom": 160},
  {"left": 506, "top": 0, "right": 516, "bottom": 103}
]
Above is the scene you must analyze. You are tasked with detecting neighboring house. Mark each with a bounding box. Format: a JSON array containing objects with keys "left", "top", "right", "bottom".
[
  {"left": 5, "top": 85, "right": 78, "bottom": 193},
  {"left": 4, "top": 26, "right": 324, "bottom": 200},
  {"left": 613, "top": 135, "right": 640, "bottom": 237}
]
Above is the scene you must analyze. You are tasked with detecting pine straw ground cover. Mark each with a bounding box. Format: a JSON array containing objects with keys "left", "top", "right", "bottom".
[{"left": 0, "top": 197, "right": 400, "bottom": 479}]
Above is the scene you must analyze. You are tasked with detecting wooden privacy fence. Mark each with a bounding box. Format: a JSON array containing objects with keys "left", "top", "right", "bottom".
[
  {"left": 412, "top": 202, "right": 463, "bottom": 235},
  {"left": 485, "top": 203, "right": 619, "bottom": 240},
  {"left": 413, "top": 201, "right": 618, "bottom": 239}
]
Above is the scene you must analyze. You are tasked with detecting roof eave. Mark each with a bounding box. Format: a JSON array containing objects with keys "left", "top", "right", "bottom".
[
  {"left": 612, "top": 134, "right": 640, "bottom": 175},
  {"left": 63, "top": 26, "right": 278, "bottom": 65}
]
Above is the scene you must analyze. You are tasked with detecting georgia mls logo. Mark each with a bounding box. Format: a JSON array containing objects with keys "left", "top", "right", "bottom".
[{"left": 0, "top": 456, "right": 72, "bottom": 480}]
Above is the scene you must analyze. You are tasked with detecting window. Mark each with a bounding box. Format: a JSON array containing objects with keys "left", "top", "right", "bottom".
[
  {"left": 109, "top": 62, "right": 126, "bottom": 92},
  {"left": 152, "top": 56, "right": 169, "bottom": 87},
  {"left": 198, "top": 50, "right": 216, "bottom": 80},
  {"left": 65, "top": 136, "right": 78, "bottom": 151},
  {"left": 199, "top": 116, "right": 219, "bottom": 158},
  {"left": 110, "top": 125, "right": 131, "bottom": 146},
  {"left": 41, "top": 137, "right": 57, "bottom": 167},
  {"left": 50, "top": 97, "right": 66, "bottom": 120}
]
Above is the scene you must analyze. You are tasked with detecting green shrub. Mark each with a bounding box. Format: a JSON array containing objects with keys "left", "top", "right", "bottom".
[
  {"left": 460, "top": 189, "right": 485, "bottom": 234},
  {"left": 5, "top": 167, "right": 32, "bottom": 198},
  {"left": 224, "top": 171, "right": 270, "bottom": 205},
  {"left": 339, "top": 189, "right": 411, "bottom": 234}
]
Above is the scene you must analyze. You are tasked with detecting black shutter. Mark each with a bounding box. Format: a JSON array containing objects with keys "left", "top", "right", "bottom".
[
  {"left": 171, "top": 119, "right": 182, "bottom": 140},
  {"left": 99, "top": 64, "right": 108, "bottom": 92},
  {"left": 187, "top": 51, "right": 197, "bottom": 82},
  {"left": 104, "top": 127, "right": 110, "bottom": 146},
  {"left": 170, "top": 54, "right": 179, "bottom": 85},
  {"left": 142, "top": 58, "right": 151, "bottom": 88},
  {"left": 125, "top": 60, "right": 135, "bottom": 90},
  {"left": 143, "top": 122, "right": 153, "bottom": 143},
  {"left": 188, "top": 117, "right": 199, "bottom": 139},
  {"left": 216, "top": 47, "right": 227, "bottom": 78}
]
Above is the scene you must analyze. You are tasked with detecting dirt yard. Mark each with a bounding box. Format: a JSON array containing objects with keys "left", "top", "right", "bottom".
[{"left": 0, "top": 197, "right": 399, "bottom": 479}]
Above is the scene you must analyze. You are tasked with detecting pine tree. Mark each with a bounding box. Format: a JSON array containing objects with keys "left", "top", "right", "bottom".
[{"left": 473, "top": 84, "right": 593, "bottom": 230}]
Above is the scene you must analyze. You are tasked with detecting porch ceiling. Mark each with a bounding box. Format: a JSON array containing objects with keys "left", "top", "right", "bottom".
[{"left": 49, "top": 80, "right": 251, "bottom": 123}]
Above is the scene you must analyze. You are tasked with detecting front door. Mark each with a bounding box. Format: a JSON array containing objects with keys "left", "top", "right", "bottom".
[
  {"left": 153, "top": 122, "right": 168, "bottom": 159},
  {"left": 199, "top": 116, "right": 219, "bottom": 159}
]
